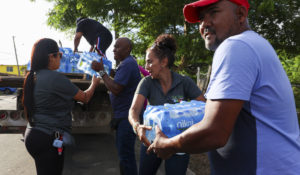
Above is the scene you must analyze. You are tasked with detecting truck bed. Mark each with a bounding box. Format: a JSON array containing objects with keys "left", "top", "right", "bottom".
[{"left": 0, "top": 74, "right": 113, "bottom": 134}]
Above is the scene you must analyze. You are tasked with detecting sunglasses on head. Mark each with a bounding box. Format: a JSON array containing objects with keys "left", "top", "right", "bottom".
[{"left": 48, "top": 52, "right": 62, "bottom": 58}]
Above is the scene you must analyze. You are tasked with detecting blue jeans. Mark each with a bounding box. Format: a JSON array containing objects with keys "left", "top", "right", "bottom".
[
  {"left": 115, "top": 118, "right": 138, "bottom": 175},
  {"left": 139, "top": 144, "right": 190, "bottom": 175}
]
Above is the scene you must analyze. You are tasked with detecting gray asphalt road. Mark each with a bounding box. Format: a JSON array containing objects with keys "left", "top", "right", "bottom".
[
  {"left": 0, "top": 95, "right": 194, "bottom": 175},
  {"left": 0, "top": 95, "right": 17, "bottom": 110},
  {"left": 0, "top": 95, "right": 121, "bottom": 175},
  {"left": 0, "top": 133, "right": 195, "bottom": 175},
  {"left": 0, "top": 133, "right": 120, "bottom": 175},
  {"left": 63, "top": 133, "right": 120, "bottom": 175},
  {"left": 0, "top": 134, "right": 35, "bottom": 175}
]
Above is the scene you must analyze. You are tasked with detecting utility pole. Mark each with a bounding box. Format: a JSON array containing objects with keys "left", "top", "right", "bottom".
[
  {"left": 59, "top": 40, "right": 63, "bottom": 48},
  {"left": 12, "top": 36, "right": 20, "bottom": 76}
]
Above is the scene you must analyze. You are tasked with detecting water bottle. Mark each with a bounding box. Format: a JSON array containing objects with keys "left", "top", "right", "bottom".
[
  {"left": 160, "top": 110, "right": 188, "bottom": 155},
  {"left": 144, "top": 112, "right": 161, "bottom": 143},
  {"left": 161, "top": 111, "right": 183, "bottom": 138},
  {"left": 70, "top": 53, "right": 82, "bottom": 73},
  {"left": 57, "top": 54, "right": 67, "bottom": 72}
]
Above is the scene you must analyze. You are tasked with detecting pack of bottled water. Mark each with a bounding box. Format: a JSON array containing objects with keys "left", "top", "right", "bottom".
[
  {"left": 58, "top": 47, "right": 83, "bottom": 73},
  {"left": 76, "top": 51, "right": 112, "bottom": 77},
  {"left": 144, "top": 100, "right": 206, "bottom": 144},
  {"left": 27, "top": 47, "right": 112, "bottom": 77},
  {"left": 27, "top": 47, "right": 79, "bottom": 73}
]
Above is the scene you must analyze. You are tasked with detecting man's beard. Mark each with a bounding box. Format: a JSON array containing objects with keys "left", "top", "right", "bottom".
[
  {"left": 205, "top": 37, "right": 222, "bottom": 51},
  {"left": 204, "top": 27, "right": 222, "bottom": 51}
]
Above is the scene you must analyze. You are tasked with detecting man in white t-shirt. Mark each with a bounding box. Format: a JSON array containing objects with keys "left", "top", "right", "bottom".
[{"left": 147, "top": 0, "right": 300, "bottom": 174}]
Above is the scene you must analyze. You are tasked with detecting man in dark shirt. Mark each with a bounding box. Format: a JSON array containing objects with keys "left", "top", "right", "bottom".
[
  {"left": 73, "top": 17, "right": 113, "bottom": 56},
  {"left": 91, "top": 37, "right": 140, "bottom": 175}
]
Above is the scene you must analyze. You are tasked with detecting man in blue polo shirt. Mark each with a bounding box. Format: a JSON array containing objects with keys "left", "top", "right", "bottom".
[
  {"left": 91, "top": 37, "right": 140, "bottom": 175},
  {"left": 147, "top": 0, "right": 300, "bottom": 175}
]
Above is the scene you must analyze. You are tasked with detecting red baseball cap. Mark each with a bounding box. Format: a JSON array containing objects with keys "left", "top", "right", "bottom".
[{"left": 183, "top": 0, "right": 250, "bottom": 23}]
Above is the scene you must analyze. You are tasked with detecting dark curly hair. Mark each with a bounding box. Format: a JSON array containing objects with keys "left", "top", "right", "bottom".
[{"left": 147, "top": 34, "right": 177, "bottom": 68}]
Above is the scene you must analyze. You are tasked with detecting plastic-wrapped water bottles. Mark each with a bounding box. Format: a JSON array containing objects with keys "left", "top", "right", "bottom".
[
  {"left": 27, "top": 47, "right": 76, "bottom": 73},
  {"left": 144, "top": 100, "right": 206, "bottom": 143},
  {"left": 27, "top": 47, "right": 112, "bottom": 76},
  {"left": 58, "top": 48, "right": 84, "bottom": 73},
  {"left": 77, "top": 51, "right": 112, "bottom": 77}
]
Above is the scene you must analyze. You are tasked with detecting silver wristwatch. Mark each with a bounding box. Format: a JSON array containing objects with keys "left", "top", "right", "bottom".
[{"left": 99, "top": 70, "right": 106, "bottom": 78}]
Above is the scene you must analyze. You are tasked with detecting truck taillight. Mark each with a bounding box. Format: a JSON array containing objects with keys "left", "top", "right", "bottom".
[
  {"left": 0, "top": 111, "right": 8, "bottom": 120},
  {"left": 10, "top": 111, "right": 20, "bottom": 120}
]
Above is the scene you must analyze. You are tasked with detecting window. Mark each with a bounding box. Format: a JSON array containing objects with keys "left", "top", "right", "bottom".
[{"left": 6, "top": 66, "right": 13, "bottom": 72}]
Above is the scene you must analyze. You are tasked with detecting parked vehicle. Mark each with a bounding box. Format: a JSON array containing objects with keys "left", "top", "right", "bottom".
[{"left": 0, "top": 87, "right": 17, "bottom": 94}]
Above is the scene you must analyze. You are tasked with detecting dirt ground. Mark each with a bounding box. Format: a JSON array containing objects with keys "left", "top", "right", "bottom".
[{"left": 189, "top": 153, "right": 211, "bottom": 175}]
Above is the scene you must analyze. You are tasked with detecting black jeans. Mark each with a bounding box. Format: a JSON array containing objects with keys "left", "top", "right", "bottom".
[
  {"left": 139, "top": 144, "right": 189, "bottom": 175},
  {"left": 24, "top": 128, "right": 64, "bottom": 175}
]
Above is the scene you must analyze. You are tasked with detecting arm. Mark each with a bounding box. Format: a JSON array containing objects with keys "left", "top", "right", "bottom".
[
  {"left": 73, "top": 75, "right": 100, "bottom": 103},
  {"left": 195, "top": 94, "right": 206, "bottom": 102},
  {"left": 91, "top": 60, "right": 124, "bottom": 96},
  {"left": 101, "top": 73, "right": 124, "bottom": 96},
  {"left": 148, "top": 99, "right": 244, "bottom": 159},
  {"left": 89, "top": 45, "right": 95, "bottom": 52},
  {"left": 128, "top": 94, "right": 152, "bottom": 146},
  {"left": 129, "top": 94, "right": 145, "bottom": 125},
  {"left": 74, "top": 32, "right": 83, "bottom": 52},
  {"left": 109, "top": 69, "right": 116, "bottom": 78}
]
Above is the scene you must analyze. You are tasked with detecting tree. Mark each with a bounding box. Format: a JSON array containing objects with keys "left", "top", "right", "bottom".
[
  {"left": 249, "top": 0, "right": 300, "bottom": 54},
  {"left": 33, "top": 0, "right": 300, "bottom": 78}
]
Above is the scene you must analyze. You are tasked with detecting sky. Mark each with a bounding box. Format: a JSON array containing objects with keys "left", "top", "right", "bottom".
[{"left": 0, "top": 0, "right": 114, "bottom": 66}]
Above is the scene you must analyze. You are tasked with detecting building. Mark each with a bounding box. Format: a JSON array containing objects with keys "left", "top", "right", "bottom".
[{"left": 0, "top": 64, "right": 27, "bottom": 76}]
